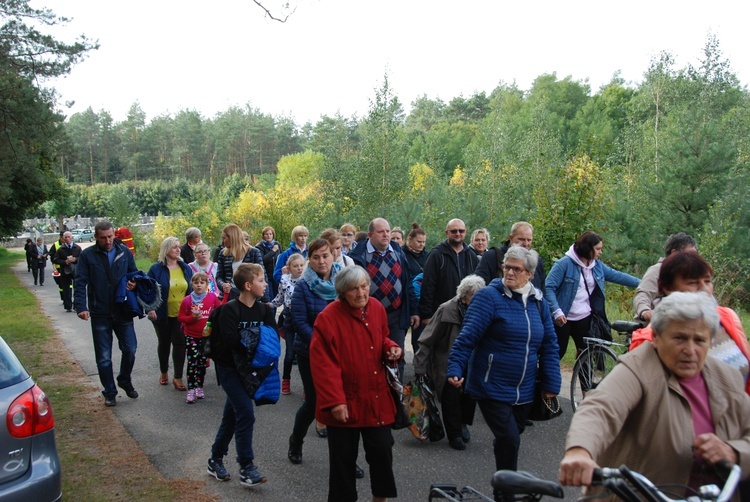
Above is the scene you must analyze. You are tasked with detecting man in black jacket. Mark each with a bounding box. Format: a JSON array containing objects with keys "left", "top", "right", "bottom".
[
  {"left": 475, "top": 221, "right": 546, "bottom": 294},
  {"left": 53, "top": 231, "right": 82, "bottom": 312},
  {"left": 419, "top": 219, "right": 479, "bottom": 324}
]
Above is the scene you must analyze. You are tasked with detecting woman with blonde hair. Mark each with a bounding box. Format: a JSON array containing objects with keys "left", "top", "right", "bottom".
[
  {"left": 148, "top": 236, "right": 194, "bottom": 389},
  {"left": 215, "top": 224, "right": 269, "bottom": 302},
  {"left": 273, "top": 225, "right": 309, "bottom": 284}
]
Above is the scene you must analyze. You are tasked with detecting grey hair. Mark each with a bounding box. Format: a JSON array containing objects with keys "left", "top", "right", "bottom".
[
  {"left": 185, "top": 226, "right": 202, "bottom": 241},
  {"left": 334, "top": 265, "right": 371, "bottom": 300},
  {"left": 503, "top": 244, "right": 538, "bottom": 275},
  {"left": 456, "top": 275, "right": 485, "bottom": 301},
  {"left": 158, "top": 236, "right": 181, "bottom": 264},
  {"left": 651, "top": 291, "right": 719, "bottom": 339}
]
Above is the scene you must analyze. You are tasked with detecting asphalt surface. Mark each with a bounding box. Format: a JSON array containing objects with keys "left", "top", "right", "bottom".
[{"left": 14, "top": 256, "right": 579, "bottom": 501}]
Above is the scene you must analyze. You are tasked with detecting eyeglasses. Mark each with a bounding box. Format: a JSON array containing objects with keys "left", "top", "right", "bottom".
[
  {"left": 195, "top": 250, "right": 209, "bottom": 255},
  {"left": 502, "top": 265, "right": 526, "bottom": 274},
  {"left": 341, "top": 233, "right": 354, "bottom": 237},
  {"left": 449, "top": 229, "right": 466, "bottom": 234}
]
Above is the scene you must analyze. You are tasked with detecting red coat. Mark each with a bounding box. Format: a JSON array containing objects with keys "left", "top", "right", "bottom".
[{"left": 310, "top": 297, "right": 399, "bottom": 428}]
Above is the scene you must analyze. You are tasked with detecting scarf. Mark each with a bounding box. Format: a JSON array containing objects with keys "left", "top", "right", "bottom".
[
  {"left": 190, "top": 291, "right": 207, "bottom": 305},
  {"left": 302, "top": 262, "right": 341, "bottom": 301},
  {"left": 260, "top": 239, "right": 278, "bottom": 250},
  {"left": 506, "top": 280, "right": 533, "bottom": 306}
]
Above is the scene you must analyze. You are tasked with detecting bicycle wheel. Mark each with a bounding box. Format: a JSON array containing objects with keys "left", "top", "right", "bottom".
[{"left": 570, "top": 345, "right": 619, "bottom": 412}]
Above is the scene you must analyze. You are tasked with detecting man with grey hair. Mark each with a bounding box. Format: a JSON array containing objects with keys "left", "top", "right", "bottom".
[
  {"left": 633, "top": 232, "right": 696, "bottom": 323},
  {"left": 180, "top": 226, "right": 202, "bottom": 264},
  {"left": 419, "top": 218, "right": 479, "bottom": 325},
  {"left": 53, "top": 231, "right": 82, "bottom": 312},
  {"left": 475, "top": 221, "right": 546, "bottom": 293}
]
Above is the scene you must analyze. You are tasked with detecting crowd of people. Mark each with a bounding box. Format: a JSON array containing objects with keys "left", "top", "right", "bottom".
[{"left": 53, "top": 218, "right": 750, "bottom": 501}]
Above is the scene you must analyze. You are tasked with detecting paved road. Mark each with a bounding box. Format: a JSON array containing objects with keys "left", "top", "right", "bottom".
[{"left": 15, "top": 259, "right": 579, "bottom": 501}]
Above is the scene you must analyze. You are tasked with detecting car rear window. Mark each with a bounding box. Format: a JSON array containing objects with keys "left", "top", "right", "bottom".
[{"left": 0, "top": 338, "right": 29, "bottom": 389}]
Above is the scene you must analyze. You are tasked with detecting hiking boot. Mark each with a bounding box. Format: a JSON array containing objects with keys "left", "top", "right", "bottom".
[
  {"left": 195, "top": 387, "right": 205, "bottom": 399},
  {"left": 239, "top": 464, "right": 267, "bottom": 486},
  {"left": 207, "top": 458, "right": 230, "bottom": 481},
  {"left": 288, "top": 435, "right": 303, "bottom": 464},
  {"left": 186, "top": 389, "right": 196, "bottom": 404},
  {"left": 281, "top": 379, "right": 291, "bottom": 395}
]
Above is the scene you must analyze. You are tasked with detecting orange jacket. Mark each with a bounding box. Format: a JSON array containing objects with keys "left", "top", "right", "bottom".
[{"left": 630, "top": 306, "right": 750, "bottom": 394}]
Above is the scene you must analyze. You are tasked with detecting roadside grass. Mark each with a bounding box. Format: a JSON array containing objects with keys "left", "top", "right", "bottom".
[{"left": 0, "top": 248, "right": 212, "bottom": 501}]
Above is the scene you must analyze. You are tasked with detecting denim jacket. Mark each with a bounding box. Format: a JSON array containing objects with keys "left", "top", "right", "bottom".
[{"left": 544, "top": 256, "right": 640, "bottom": 318}]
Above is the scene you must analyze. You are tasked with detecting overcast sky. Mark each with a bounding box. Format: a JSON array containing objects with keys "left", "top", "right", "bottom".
[{"left": 45, "top": 0, "right": 749, "bottom": 126}]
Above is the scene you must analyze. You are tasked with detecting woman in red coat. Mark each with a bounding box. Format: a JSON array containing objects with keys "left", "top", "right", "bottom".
[{"left": 310, "top": 265, "right": 402, "bottom": 502}]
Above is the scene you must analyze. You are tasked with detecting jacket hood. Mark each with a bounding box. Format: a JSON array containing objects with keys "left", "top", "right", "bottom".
[{"left": 565, "top": 244, "right": 596, "bottom": 270}]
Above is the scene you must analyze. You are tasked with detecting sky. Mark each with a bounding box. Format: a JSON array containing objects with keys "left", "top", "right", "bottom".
[{"left": 43, "top": 0, "right": 750, "bottom": 126}]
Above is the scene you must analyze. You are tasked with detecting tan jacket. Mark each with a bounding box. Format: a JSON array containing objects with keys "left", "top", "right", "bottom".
[
  {"left": 413, "top": 296, "right": 463, "bottom": 398},
  {"left": 566, "top": 343, "right": 750, "bottom": 497}
]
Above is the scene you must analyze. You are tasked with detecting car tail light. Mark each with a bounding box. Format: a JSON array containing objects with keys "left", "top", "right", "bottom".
[{"left": 6, "top": 384, "right": 55, "bottom": 438}]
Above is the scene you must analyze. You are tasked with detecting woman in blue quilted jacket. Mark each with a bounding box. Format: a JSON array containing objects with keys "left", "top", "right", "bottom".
[{"left": 447, "top": 245, "right": 561, "bottom": 488}]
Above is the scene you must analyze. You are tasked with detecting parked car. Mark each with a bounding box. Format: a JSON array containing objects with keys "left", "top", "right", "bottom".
[
  {"left": 71, "top": 228, "right": 94, "bottom": 243},
  {"left": 0, "top": 336, "right": 61, "bottom": 501}
]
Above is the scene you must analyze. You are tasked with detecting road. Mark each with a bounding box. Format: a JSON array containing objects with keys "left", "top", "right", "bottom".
[{"left": 15, "top": 257, "right": 579, "bottom": 501}]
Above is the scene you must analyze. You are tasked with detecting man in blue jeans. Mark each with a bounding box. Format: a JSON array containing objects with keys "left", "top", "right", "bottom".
[{"left": 74, "top": 221, "right": 139, "bottom": 407}]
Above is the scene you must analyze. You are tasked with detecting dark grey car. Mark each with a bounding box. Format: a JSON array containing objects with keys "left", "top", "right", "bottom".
[{"left": 0, "top": 336, "right": 61, "bottom": 501}]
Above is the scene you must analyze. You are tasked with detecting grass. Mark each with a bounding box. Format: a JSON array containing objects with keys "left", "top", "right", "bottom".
[{"left": 0, "top": 248, "right": 212, "bottom": 501}]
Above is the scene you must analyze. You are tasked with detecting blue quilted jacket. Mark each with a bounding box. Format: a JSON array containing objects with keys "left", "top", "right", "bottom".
[
  {"left": 446, "top": 279, "right": 561, "bottom": 404},
  {"left": 290, "top": 278, "right": 334, "bottom": 357},
  {"left": 235, "top": 324, "right": 281, "bottom": 405}
]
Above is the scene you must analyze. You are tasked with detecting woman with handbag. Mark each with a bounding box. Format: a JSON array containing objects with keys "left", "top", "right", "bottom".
[
  {"left": 544, "top": 231, "right": 640, "bottom": 359},
  {"left": 446, "top": 245, "right": 561, "bottom": 494},
  {"left": 310, "top": 265, "right": 402, "bottom": 502}
]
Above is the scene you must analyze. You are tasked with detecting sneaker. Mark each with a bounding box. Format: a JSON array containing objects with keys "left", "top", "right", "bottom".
[
  {"left": 186, "top": 389, "right": 196, "bottom": 404},
  {"left": 207, "top": 458, "right": 230, "bottom": 481},
  {"left": 195, "top": 387, "right": 205, "bottom": 399},
  {"left": 239, "top": 465, "right": 267, "bottom": 486},
  {"left": 281, "top": 379, "right": 291, "bottom": 395}
]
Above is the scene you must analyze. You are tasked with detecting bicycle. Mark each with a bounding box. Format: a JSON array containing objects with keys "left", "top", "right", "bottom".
[
  {"left": 429, "top": 463, "right": 741, "bottom": 501},
  {"left": 569, "top": 320, "right": 642, "bottom": 412}
]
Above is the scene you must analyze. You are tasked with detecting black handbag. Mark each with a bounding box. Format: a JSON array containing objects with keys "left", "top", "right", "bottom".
[
  {"left": 580, "top": 266, "right": 612, "bottom": 341},
  {"left": 527, "top": 381, "right": 562, "bottom": 421},
  {"left": 385, "top": 363, "right": 410, "bottom": 430}
]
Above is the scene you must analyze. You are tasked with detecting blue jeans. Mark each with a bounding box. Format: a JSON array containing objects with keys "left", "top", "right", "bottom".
[
  {"left": 91, "top": 316, "right": 137, "bottom": 398},
  {"left": 211, "top": 363, "right": 256, "bottom": 468}
]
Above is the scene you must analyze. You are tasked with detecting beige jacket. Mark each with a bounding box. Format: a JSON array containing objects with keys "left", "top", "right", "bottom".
[
  {"left": 566, "top": 342, "right": 750, "bottom": 497},
  {"left": 413, "top": 296, "right": 463, "bottom": 398}
]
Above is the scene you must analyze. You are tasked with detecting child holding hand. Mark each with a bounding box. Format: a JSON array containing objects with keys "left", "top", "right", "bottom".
[{"left": 178, "top": 272, "right": 220, "bottom": 404}]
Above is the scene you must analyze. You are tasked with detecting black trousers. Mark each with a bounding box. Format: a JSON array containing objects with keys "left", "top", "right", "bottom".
[
  {"left": 555, "top": 315, "right": 592, "bottom": 359},
  {"left": 326, "top": 425, "right": 397, "bottom": 502},
  {"left": 153, "top": 317, "right": 186, "bottom": 379},
  {"left": 441, "top": 384, "right": 476, "bottom": 439},
  {"left": 59, "top": 273, "right": 74, "bottom": 310},
  {"left": 477, "top": 399, "right": 532, "bottom": 472}
]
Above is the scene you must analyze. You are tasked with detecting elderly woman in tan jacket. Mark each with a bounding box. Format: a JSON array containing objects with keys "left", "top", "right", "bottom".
[
  {"left": 559, "top": 291, "right": 750, "bottom": 498},
  {"left": 413, "top": 275, "right": 485, "bottom": 451}
]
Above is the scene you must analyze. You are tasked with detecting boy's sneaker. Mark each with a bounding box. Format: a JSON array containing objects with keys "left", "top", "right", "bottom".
[
  {"left": 207, "top": 458, "right": 230, "bottom": 481},
  {"left": 239, "top": 465, "right": 267, "bottom": 487},
  {"left": 186, "top": 389, "right": 196, "bottom": 404},
  {"left": 281, "top": 379, "right": 291, "bottom": 395},
  {"left": 195, "top": 387, "right": 205, "bottom": 399}
]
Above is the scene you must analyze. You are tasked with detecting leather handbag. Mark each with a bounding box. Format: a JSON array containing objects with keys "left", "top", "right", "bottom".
[{"left": 527, "top": 381, "right": 562, "bottom": 421}]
